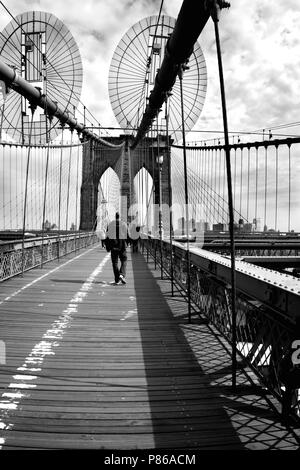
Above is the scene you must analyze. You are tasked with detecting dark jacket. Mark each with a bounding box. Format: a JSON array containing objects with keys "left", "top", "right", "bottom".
[{"left": 105, "top": 219, "right": 129, "bottom": 252}]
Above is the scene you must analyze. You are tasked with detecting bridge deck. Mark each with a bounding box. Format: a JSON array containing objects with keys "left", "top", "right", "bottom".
[{"left": 0, "top": 245, "right": 299, "bottom": 450}]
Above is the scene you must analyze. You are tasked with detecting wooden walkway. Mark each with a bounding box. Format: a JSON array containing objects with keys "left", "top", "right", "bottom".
[{"left": 0, "top": 244, "right": 299, "bottom": 450}]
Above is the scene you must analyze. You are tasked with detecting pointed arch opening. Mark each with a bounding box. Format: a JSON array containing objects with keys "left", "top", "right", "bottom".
[
  {"left": 97, "top": 167, "right": 121, "bottom": 233},
  {"left": 132, "top": 167, "right": 153, "bottom": 235}
]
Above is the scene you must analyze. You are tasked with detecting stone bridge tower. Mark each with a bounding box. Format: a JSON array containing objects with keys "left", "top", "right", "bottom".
[{"left": 79, "top": 135, "right": 171, "bottom": 232}]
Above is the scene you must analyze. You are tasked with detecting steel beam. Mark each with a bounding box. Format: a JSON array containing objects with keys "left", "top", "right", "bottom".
[
  {"left": 170, "top": 241, "right": 300, "bottom": 321},
  {"left": 241, "top": 256, "right": 300, "bottom": 269},
  {"left": 0, "top": 60, "right": 108, "bottom": 144},
  {"left": 203, "top": 241, "right": 300, "bottom": 251}
]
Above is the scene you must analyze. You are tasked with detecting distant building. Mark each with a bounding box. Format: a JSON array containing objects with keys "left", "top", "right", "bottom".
[
  {"left": 177, "top": 217, "right": 185, "bottom": 234},
  {"left": 189, "top": 218, "right": 196, "bottom": 231},
  {"left": 42, "top": 219, "right": 52, "bottom": 230},
  {"left": 213, "top": 223, "right": 227, "bottom": 231},
  {"left": 203, "top": 222, "right": 210, "bottom": 232},
  {"left": 253, "top": 217, "right": 262, "bottom": 231},
  {"left": 195, "top": 221, "right": 205, "bottom": 234},
  {"left": 243, "top": 223, "right": 252, "bottom": 232}
]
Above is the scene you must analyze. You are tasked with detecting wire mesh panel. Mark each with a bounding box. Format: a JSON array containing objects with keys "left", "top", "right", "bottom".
[{"left": 108, "top": 15, "right": 207, "bottom": 143}]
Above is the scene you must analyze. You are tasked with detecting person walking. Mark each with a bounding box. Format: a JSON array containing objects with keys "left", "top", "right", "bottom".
[
  {"left": 129, "top": 220, "right": 140, "bottom": 253},
  {"left": 105, "top": 212, "right": 129, "bottom": 285}
]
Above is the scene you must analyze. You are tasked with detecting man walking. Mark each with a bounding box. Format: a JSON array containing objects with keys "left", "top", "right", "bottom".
[{"left": 105, "top": 212, "right": 129, "bottom": 285}]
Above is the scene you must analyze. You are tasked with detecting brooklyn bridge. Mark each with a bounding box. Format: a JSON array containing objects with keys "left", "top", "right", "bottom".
[{"left": 0, "top": 0, "right": 299, "bottom": 451}]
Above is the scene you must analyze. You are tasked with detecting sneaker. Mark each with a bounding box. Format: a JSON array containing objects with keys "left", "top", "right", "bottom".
[
  {"left": 114, "top": 280, "right": 122, "bottom": 285},
  {"left": 119, "top": 274, "right": 126, "bottom": 284}
]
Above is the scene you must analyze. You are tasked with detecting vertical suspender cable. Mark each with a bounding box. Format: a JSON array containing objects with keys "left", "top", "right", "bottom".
[
  {"left": 223, "top": 148, "right": 226, "bottom": 216},
  {"left": 15, "top": 145, "right": 18, "bottom": 227},
  {"left": 75, "top": 133, "right": 80, "bottom": 253},
  {"left": 66, "top": 128, "right": 74, "bottom": 231},
  {"left": 239, "top": 148, "right": 243, "bottom": 217},
  {"left": 275, "top": 145, "right": 278, "bottom": 232},
  {"left": 9, "top": 144, "right": 12, "bottom": 228},
  {"left": 165, "top": 94, "right": 174, "bottom": 295},
  {"left": 264, "top": 145, "right": 268, "bottom": 231},
  {"left": 0, "top": 101, "right": 5, "bottom": 142},
  {"left": 288, "top": 143, "right": 291, "bottom": 232},
  {"left": 146, "top": 143, "right": 150, "bottom": 261},
  {"left": 214, "top": 149, "right": 218, "bottom": 223},
  {"left": 2, "top": 143, "right": 5, "bottom": 228},
  {"left": 218, "top": 147, "right": 221, "bottom": 222},
  {"left": 151, "top": 126, "right": 157, "bottom": 269},
  {"left": 210, "top": 148, "right": 214, "bottom": 222},
  {"left": 255, "top": 146, "right": 258, "bottom": 230},
  {"left": 178, "top": 64, "right": 191, "bottom": 323},
  {"left": 234, "top": 148, "right": 237, "bottom": 210},
  {"left": 41, "top": 115, "right": 52, "bottom": 267},
  {"left": 57, "top": 124, "right": 64, "bottom": 261},
  {"left": 0, "top": 102, "right": 5, "bottom": 228},
  {"left": 246, "top": 146, "right": 250, "bottom": 222},
  {"left": 156, "top": 115, "right": 163, "bottom": 279},
  {"left": 21, "top": 104, "right": 36, "bottom": 275},
  {"left": 212, "top": 3, "right": 237, "bottom": 389}
]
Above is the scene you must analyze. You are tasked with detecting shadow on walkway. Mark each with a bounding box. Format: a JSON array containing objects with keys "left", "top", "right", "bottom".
[{"left": 131, "top": 252, "right": 244, "bottom": 450}]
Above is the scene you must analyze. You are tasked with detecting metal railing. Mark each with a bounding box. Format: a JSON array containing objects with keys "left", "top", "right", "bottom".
[
  {"left": 142, "top": 236, "right": 300, "bottom": 423},
  {"left": 0, "top": 232, "right": 98, "bottom": 282}
]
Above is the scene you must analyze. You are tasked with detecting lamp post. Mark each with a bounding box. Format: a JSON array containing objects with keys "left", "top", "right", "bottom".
[{"left": 157, "top": 154, "right": 164, "bottom": 279}]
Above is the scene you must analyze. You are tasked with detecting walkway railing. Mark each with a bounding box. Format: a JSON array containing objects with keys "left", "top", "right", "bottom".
[
  {"left": 142, "top": 236, "right": 300, "bottom": 423},
  {"left": 0, "top": 232, "right": 98, "bottom": 281}
]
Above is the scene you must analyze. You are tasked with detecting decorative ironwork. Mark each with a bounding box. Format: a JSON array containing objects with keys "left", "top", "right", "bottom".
[{"left": 0, "top": 232, "right": 97, "bottom": 281}]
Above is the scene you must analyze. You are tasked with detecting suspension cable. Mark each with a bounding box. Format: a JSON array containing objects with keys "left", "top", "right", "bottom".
[{"left": 21, "top": 104, "right": 35, "bottom": 274}]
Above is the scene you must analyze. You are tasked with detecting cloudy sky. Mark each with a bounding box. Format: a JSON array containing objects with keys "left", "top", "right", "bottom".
[{"left": 1, "top": 0, "right": 299, "bottom": 142}]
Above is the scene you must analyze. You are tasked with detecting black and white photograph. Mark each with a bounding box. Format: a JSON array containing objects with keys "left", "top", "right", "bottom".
[{"left": 0, "top": 0, "right": 300, "bottom": 455}]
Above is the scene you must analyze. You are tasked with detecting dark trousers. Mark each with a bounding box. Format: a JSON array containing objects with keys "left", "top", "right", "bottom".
[
  {"left": 111, "top": 249, "right": 127, "bottom": 282},
  {"left": 132, "top": 239, "right": 139, "bottom": 253}
]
